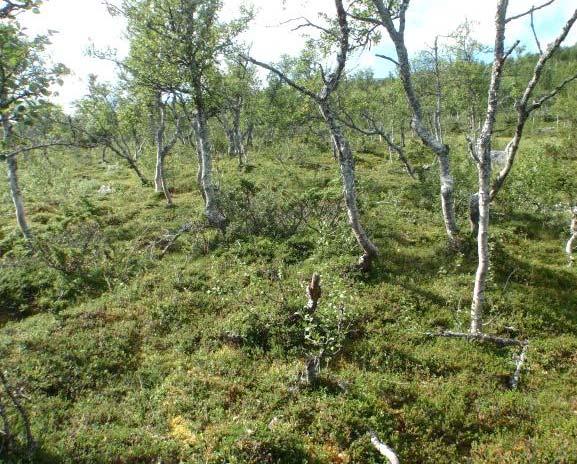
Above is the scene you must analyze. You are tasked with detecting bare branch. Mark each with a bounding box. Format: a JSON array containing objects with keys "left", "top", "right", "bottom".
[
  {"left": 530, "top": 10, "right": 543, "bottom": 55},
  {"left": 505, "top": 0, "right": 556, "bottom": 23},
  {"left": 502, "top": 40, "right": 521, "bottom": 63},
  {"left": 491, "top": 7, "right": 577, "bottom": 199},
  {"left": 510, "top": 343, "right": 529, "bottom": 389},
  {"left": 1, "top": 141, "right": 94, "bottom": 160},
  {"left": 425, "top": 331, "right": 527, "bottom": 347},
  {"left": 369, "top": 430, "right": 400, "bottom": 464},
  {"left": 241, "top": 54, "right": 318, "bottom": 101},
  {"left": 466, "top": 136, "right": 480, "bottom": 164},
  {"left": 283, "top": 16, "right": 335, "bottom": 37},
  {"left": 530, "top": 70, "right": 577, "bottom": 112},
  {"left": 375, "top": 54, "right": 399, "bottom": 66}
]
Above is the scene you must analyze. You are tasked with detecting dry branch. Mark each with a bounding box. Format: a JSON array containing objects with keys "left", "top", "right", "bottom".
[
  {"left": 510, "top": 343, "right": 529, "bottom": 390},
  {"left": 306, "top": 273, "right": 322, "bottom": 312},
  {"left": 505, "top": 0, "right": 556, "bottom": 23},
  {"left": 369, "top": 430, "right": 400, "bottom": 464},
  {"left": 425, "top": 331, "right": 526, "bottom": 347}
]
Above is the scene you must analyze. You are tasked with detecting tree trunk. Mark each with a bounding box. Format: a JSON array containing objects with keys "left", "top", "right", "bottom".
[
  {"left": 566, "top": 207, "right": 577, "bottom": 266},
  {"left": 224, "top": 107, "right": 247, "bottom": 168},
  {"left": 438, "top": 151, "right": 458, "bottom": 242},
  {"left": 155, "top": 150, "right": 172, "bottom": 207},
  {"left": 470, "top": 163, "right": 491, "bottom": 334},
  {"left": 244, "top": 122, "right": 254, "bottom": 148},
  {"left": 127, "top": 158, "right": 149, "bottom": 186},
  {"left": 319, "top": 102, "right": 378, "bottom": 270},
  {"left": 154, "top": 101, "right": 173, "bottom": 206},
  {"left": 2, "top": 114, "right": 31, "bottom": 240},
  {"left": 470, "top": 0, "right": 509, "bottom": 335},
  {"left": 469, "top": 192, "right": 480, "bottom": 235},
  {"left": 192, "top": 104, "right": 226, "bottom": 230}
]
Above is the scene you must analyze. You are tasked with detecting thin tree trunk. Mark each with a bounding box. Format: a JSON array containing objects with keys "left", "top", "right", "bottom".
[
  {"left": 155, "top": 148, "right": 172, "bottom": 207},
  {"left": 372, "top": 3, "right": 459, "bottom": 242},
  {"left": 438, "top": 152, "right": 458, "bottom": 242},
  {"left": 192, "top": 100, "right": 226, "bottom": 230},
  {"left": 320, "top": 102, "right": 379, "bottom": 270},
  {"left": 154, "top": 99, "right": 173, "bottom": 206},
  {"left": 470, "top": 0, "right": 509, "bottom": 335},
  {"left": 127, "top": 158, "right": 149, "bottom": 186},
  {"left": 470, "top": 166, "right": 491, "bottom": 334},
  {"left": 2, "top": 113, "right": 31, "bottom": 239},
  {"left": 566, "top": 207, "right": 577, "bottom": 266}
]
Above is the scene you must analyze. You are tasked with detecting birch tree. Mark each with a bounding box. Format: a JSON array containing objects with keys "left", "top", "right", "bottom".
[
  {"left": 153, "top": 92, "right": 181, "bottom": 206},
  {"left": 116, "top": 0, "right": 250, "bottom": 231},
  {"left": 353, "top": 0, "right": 460, "bottom": 244},
  {"left": 564, "top": 206, "right": 577, "bottom": 267},
  {"left": 0, "top": 15, "right": 67, "bottom": 239},
  {"left": 245, "top": 0, "right": 380, "bottom": 270},
  {"left": 468, "top": 1, "right": 577, "bottom": 334},
  {"left": 217, "top": 58, "right": 258, "bottom": 168},
  {"left": 74, "top": 76, "right": 149, "bottom": 185}
]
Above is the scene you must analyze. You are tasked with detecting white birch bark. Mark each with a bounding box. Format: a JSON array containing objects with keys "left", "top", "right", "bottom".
[
  {"left": 2, "top": 112, "right": 31, "bottom": 239},
  {"left": 192, "top": 97, "right": 226, "bottom": 230},
  {"left": 566, "top": 207, "right": 577, "bottom": 266},
  {"left": 490, "top": 8, "right": 577, "bottom": 200},
  {"left": 320, "top": 101, "right": 379, "bottom": 270},
  {"left": 246, "top": 0, "right": 379, "bottom": 269},
  {"left": 153, "top": 95, "right": 181, "bottom": 207},
  {"left": 371, "top": 0, "right": 459, "bottom": 242},
  {"left": 470, "top": 0, "right": 509, "bottom": 335}
]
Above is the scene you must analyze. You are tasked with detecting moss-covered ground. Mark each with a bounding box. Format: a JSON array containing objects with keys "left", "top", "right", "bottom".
[{"left": 1, "top": 135, "right": 576, "bottom": 463}]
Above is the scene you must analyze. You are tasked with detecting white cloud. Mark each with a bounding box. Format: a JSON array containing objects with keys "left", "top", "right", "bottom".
[{"left": 17, "top": 0, "right": 577, "bottom": 109}]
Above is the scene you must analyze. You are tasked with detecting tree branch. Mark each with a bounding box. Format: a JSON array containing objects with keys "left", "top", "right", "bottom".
[
  {"left": 375, "top": 54, "right": 399, "bottom": 66},
  {"left": 369, "top": 430, "right": 400, "bottom": 464},
  {"left": 505, "top": 0, "right": 556, "bottom": 23},
  {"left": 530, "top": 10, "right": 543, "bottom": 55},
  {"left": 240, "top": 54, "right": 318, "bottom": 101}
]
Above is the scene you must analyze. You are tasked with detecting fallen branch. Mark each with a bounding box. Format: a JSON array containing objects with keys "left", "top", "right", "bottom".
[
  {"left": 369, "top": 430, "right": 400, "bottom": 464},
  {"left": 151, "top": 222, "right": 206, "bottom": 258},
  {"left": 510, "top": 342, "right": 529, "bottom": 390},
  {"left": 425, "top": 331, "right": 526, "bottom": 347}
]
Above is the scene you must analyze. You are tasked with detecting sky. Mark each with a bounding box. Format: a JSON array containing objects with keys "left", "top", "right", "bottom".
[{"left": 16, "top": 0, "right": 577, "bottom": 110}]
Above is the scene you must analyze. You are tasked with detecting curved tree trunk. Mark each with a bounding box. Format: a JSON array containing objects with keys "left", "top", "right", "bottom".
[
  {"left": 127, "top": 158, "right": 149, "bottom": 186},
  {"left": 2, "top": 114, "right": 31, "bottom": 239},
  {"left": 372, "top": 3, "right": 459, "bottom": 243},
  {"left": 320, "top": 102, "right": 379, "bottom": 270}
]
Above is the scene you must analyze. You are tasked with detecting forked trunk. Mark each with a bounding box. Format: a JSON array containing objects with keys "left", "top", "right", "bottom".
[
  {"left": 319, "top": 102, "right": 378, "bottom": 270},
  {"left": 192, "top": 106, "right": 226, "bottom": 230},
  {"left": 154, "top": 102, "right": 173, "bottom": 206}
]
